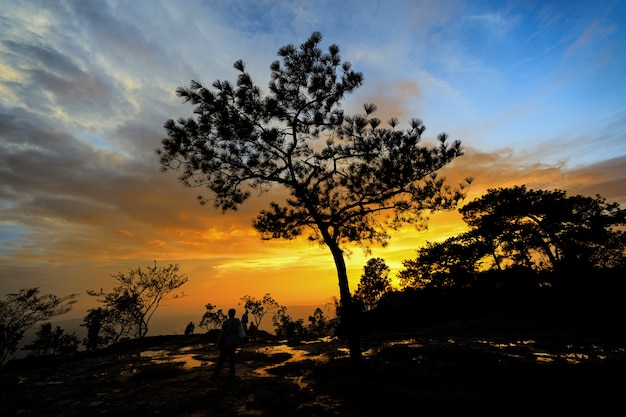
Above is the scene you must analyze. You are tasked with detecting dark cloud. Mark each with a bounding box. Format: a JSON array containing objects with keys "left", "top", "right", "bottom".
[
  {"left": 3, "top": 41, "right": 85, "bottom": 78},
  {"left": 1, "top": 39, "right": 117, "bottom": 120},
  {"left": 64, "top": 0, "right": 153, "bottom": 60},
  {"left": 0, "top": 107, "right": 115, "bottom": 192},
  {"left": 566, "top": 155, "right": 626, "bottom": 204},
  {"left": 0, "top": 103, "right": 265, "bottom": 266},
  {"left": 27, "top": 68, "right": 111, "bottom": 106}
]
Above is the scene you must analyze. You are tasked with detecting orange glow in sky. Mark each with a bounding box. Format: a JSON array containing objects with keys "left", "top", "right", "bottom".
[{"left": 1, "top": 1, "right": 625, "bottom": 329}]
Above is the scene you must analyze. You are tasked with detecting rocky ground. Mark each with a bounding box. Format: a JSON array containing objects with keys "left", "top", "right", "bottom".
[{"left": 1, "top": 331, "right": 625, "bottom": 416}]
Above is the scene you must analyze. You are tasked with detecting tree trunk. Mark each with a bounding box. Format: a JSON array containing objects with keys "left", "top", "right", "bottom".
[{"left": 327, "top": 240, "right": 363, "bottom": 364}]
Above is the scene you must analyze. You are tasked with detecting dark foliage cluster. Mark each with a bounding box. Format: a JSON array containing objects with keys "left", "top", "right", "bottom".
[
  {"left": 398, "top": 186, "right": 626, "bottom": 291},
  {"left": 361, "top": 267, "right": 626, "bottom": 341},
  {"left": 24, "top": 322, "right": 80, "bottom": 356},
  {"left": 0, "top": 288, "right": 77, "bottom": 366},
  {"left": 354, "top": 187, "right": 626, "bottom": 341}
]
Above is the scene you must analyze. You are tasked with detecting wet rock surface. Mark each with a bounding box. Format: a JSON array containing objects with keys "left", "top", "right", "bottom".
[{"left": 1, "top": 333, "right": 625, "bottom": 416}]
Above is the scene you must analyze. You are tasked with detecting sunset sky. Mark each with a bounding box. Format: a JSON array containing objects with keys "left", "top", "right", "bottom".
[{"left": 1, "top": 0, "right": 625, "bottom": 327}]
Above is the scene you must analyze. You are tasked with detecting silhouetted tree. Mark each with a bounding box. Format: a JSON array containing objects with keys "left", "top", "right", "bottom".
[
  {"left": 398, "top": 231, "right": 489, "bottom": 289},
  {"left": 87, "top": 262, "right": 188, "bottom": 340},
  {"left": 240, "top": 294, "right": 280, "bottom": 329},
  {"left": 199, "top": 303, "right": 227, "bottom": 331},
  {"left": 400, "top": 187, "right": 626, "bottom": 290},
  {"left": 308, "top": 307, "right": 332, "bottom": 336},
  {"left": 273, "top": 306, "right": 305, "bottom": 337},
  {"left": 460, "top": 186, "right": 626, "bottom": 275},
  {"left": 81, "top": 307, "right": 119, "bottom": 349},
  {"left": 24, "top": 322, "right": 79, "bottom": 356},
  {"left": 354, "top": 258, "right": 393, "bottom": 311},
  {"left": 0, "top": 288, "right": 77, "bottom": 366},
  {"left": 158, "top": 32, "right": 470, "bottom": 362}
]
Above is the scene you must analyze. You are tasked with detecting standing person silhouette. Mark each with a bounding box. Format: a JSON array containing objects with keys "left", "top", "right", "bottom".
[
  {"left": 184, "top": 321, "right": 195, "bottom": 336},
  {"left": 241, "top": 308, "right": 249, "bottom": 333},
  {"left": 210, "top": 308, "right": 244, "bottom": 381},
  {"left": 247, "top": 322, "right": 258, "bottom": 341}
]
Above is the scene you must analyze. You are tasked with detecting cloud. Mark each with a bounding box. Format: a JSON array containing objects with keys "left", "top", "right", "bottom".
[
  {"left": 565, "top": 19, "right": 616, "bottom": 57},
  {"left": 0, "top": 100, "right": 295, "bottom": 268},
  {"left": 352, "top": 79, "right": 423, "bottom": 122},
  {"left": 564, "top": 156, "right": 626, "bottom": 204}
]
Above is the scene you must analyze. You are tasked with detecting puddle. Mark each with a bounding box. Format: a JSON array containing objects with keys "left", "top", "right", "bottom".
[
  {"left": 252, "top": 344, "right": 328, "bottom": 376},
  {"left": 357, "top": 336, "right": 623, "bottom": 365},
  {"left": 457, "top": 338, "right": 621, "bottom": 364},
  {"left": 140, "top": 348, "right": 209, "bottom": 369},
  {"left": 255, "top": 344, "right": 328, "bottom": 362},
  {"left": 250, "top": 340, "right": 335, "bottom": 388},
  {"left": 132, "top": 336, "right": 621, "bottom": 377}
]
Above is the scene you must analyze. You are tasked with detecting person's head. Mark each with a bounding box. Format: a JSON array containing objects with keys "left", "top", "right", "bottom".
[{"left": 228, "top": 308, "right": 236, "bottom": 318}]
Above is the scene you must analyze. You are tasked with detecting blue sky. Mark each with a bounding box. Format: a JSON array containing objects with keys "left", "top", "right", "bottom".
[{"left": 0, "top": 0, "right": 625, "bottom": 321}]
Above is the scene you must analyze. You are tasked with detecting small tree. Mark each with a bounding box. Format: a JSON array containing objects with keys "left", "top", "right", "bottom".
[
  {"left": 354, "top": 258, "right": 393, "bottom": 311},
  {"left": 159, "top": 32, "right": 469, "bottom": 362},
  {"left": 0, "top": 287, "right": 77, "bottom": 366},
  {"left": 240, "top": 294, "right": 280, "bottom": 328},
  {"left": 87, "top": 262, "right": 188, "bottom": 339},
  {"left": 199, "top": 303, "right": 227, "bottom": 331},
  {"left": 273, "top": 306, "right": 305, "bottom": 337},
  {"left": 24, "top": 323, "right": 79, "bottom": 356},
  {"left": 398, "top": 232, "right": 487, "bottom": 290},
  {"left": 81, "top": 307, "right": 119, "bottom": 350},
  {"left": 308, "top": 307, "right": 330, "bottom": 336}
]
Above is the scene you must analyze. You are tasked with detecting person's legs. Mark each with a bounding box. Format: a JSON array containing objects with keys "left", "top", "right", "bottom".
[
  {"left": 227, "top": 346, "right": 236, "bottom": 378},
  {"left": 210, "top": 348, "right": 227, "bottom": 380}
]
